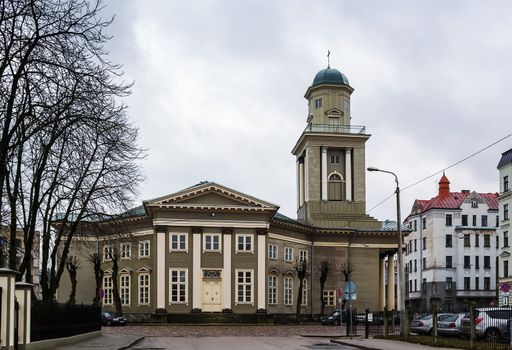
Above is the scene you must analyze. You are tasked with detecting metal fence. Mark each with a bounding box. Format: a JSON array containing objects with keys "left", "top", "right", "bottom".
[{"left": 31, "top": 301, "right": 101, "bottom": 341}]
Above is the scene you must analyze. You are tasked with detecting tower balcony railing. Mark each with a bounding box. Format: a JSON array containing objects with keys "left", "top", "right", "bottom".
[{"left": 304, "top": 123, "right": 366, "bottom": 134}]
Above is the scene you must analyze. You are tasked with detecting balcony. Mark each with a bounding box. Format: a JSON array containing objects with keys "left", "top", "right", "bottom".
[{"left": 304, "top": 123, "right": 366, "bottom": 135}]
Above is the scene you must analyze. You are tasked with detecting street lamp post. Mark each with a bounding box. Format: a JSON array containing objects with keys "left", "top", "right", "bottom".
[{"left": 367, "top": 166, "right": 407, "bottom": 337}]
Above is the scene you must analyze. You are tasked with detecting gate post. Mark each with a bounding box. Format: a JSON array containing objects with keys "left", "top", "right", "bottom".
[
  {"left": 15, "top": 283, "right": 33, "bottom": 350},
  {"left": 0, "top": 268, "right": 19, "bottom": 350}
]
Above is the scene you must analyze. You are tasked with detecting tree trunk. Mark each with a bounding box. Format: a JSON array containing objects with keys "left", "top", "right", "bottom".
[
  {"left": 111, "top": 255, "right": 123, "bottom": 317},
  {"left": 296, "top": 279, "right": 304, "bottom": 323},
  {"left": 320, "top": 283, "right": 326, "bottom": 316}
]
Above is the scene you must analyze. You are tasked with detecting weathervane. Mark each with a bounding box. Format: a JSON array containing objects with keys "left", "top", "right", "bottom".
[{"left": 327, "top": 50, "right": 331, "bottom": 68}]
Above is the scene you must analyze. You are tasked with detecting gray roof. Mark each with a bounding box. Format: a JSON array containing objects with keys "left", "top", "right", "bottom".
[
  {"left": 381, "top": 220, "right": 410, "bottom": 231},
  {"left": 498, "top": 148, "right": 512, "bottom": 169}
]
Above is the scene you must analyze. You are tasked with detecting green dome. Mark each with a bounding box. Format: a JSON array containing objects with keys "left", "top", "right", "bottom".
[{"left": 312, "top": 68, "right": 349, "bottom": 87}]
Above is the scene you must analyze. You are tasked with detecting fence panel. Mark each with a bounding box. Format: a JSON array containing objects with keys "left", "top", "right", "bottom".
[{"left": 31, "top": 301, "right": 101, "bottom": 342}]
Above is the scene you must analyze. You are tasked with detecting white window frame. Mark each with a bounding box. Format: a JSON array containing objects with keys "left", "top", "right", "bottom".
[
  {"left": 139, "top": 240, "right": 150, "bottom": 258},
  {"left": 299, "top": 249, "right": 308, "bottom": 262},
  {"left": 138, "top": 273, "right": 150, "bottom": 306},
  {"left": 268, "top": 243, "right": 277, "bottom": 260},
  {"left": 169, "top": 268, "right": 188, "bottom": 304},
  {"left": 103, "top": 245, "right": 113, "bottom": 262},
  {"left": 301, "top": 278, "right": 308, "bottom": 306},
  {"left": 268, "top": 275, "right": 278, "bottom": 305},
  {"left": 120, "top": 274, "right": 131, "bottom": 306},
  {"left": 120, "top": 242, "right": 131, "bottom": 260},
  {"left": 284, "top": 247, "right": 294, "bottom": 262},
  {"left": 235, "top": 234, "right": 253, "bottom": 253},
  {"left": 323, "top": 290, "right": 335, "bottom": 306},
  {"left": 170, "top": 232, "right": 188, "bottom": 252},
  {"left": 284, "top": 276, "right": 293, "bottom": 305},
  {"left": 235, "top": 269, "right": 253, "bottom": 305},
  {"left": 203, "top": 233, "right": 222, "bottom": 252},
  {"left": 103, "top": 274, "right": 113, "bottom": 305}
]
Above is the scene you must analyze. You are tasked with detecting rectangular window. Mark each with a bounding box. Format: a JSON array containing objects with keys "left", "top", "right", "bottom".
[
  {"left": 471, "top": 200, "right": 478, "bottom": 208},
  {"left": 103, "top": 245, "right": 113, "bottom": 261},
  {"left": 330, "top": 155, "right": 340, "bottom": 164},
  {"left": 422, "top": 278, "right": 426, "bottom": 291},
  {"left": 268, "top": 244, "right": 277, "bottom": 260},
  {"left": 484, "top": 277, "right": 490, "bottom": 290},
  {"left": 284, "top": 247, "right": 294, "bottom": 262},
  {"left": 505, "top": 204, "right": 510, "bottom": 221},
  {"left": 203, "top": 234, "right": 221, "bottom": 252},
  {"left": 138, "top": 273, "right": 150, "bottom": 305},
  {"left": 284, "top": 276, "right": 293, "bottom": 305},
  {"left": 446, "top": 235, "right": 452, "bottom": 248},
  {"left": 464, "top": 234, "right": 470, "bottom": 247},
  {"left": 236, "top": 269, "right": 253, "bottom": 304},
  {"left": 484, "top": 256, "right": 491, "bottom": 269},
  {"left": 139, "top": 240, "right": 150, "bottom": 258},
  {"left": 504, "top": 261, "right": 509, "bottom": 278},
  {"left": 236, "top": 234, "right": 253, "bottom": 253},
  {"left": 414, "top": 220, "right": 417, "bottom": 231},
  {"left": 120, "top": 242, "right": 131, "bottom": 259},
  {"left": 268, "top": 275, "right": 277, "bottom": 305},
  {"left": 314, "top": 98, "right": 322, "bottom": 108},
  {"left": 464, "top": 256, "right": 470, "bottom": 269},
  {"left": 462, "top": 215, "right": 468, "bottom": 226},
  {"left": 422, "top": 237, "right": 426, "bottom": 250},
  {"left": 473, "top": 215, "right": 477, "bottom": 226},
  {"left": 422, "top": 257, "right": 426, "bottom": 269},
  {"left": 103, "top": 275, "right": 113, "bottom": 305},
  {"left": 323, "top": 290, "right": 335, "bottom": 306},
  {"left": 446, "top": 256, "right": 452, "bottom": 268},
  {"left": 299, "top": 249, "right": 308, "bottom": 262},
  {"left": 414, "top": 239, "right": 417, "bottom": 251},
  {"left": 464, "top": 277, "right": 470, "bottom": 290},
  {"left": 481, "top": 215, "right": 488, "bottom": 227},
  {"left": 414, "top": 259, "right": 417, "bottom": 272},
  {"left": 497, "top": 215, "right": 500, "bottom": 227},
  {"left": 505, "top": 231, "right": 509, "bottom": 248},
  {"left": 505, "top": 175, "right": 509, "bottom": 192},
  {"left": 475, "top": 256, "right": 480, "bottom": 269},
  {"left": 169, "top": 269, "right": 188, "bottom": 303},
  {"left": 445, "top": 214, "right": 453, "bottom": 226},
  {"left": 170, "top": 233, "right": 188, "bottom": 251},
  {"left": 414, "top": 279, "right": 417, "bottom": 292},
  {"left": 475, "top": 234, "right": 479, "bottom": 247},
  {"left": 446, "top": 277, "right": 453, "bottom": 291},
  {"left": 301, "top": 279, "right": 308, "bottom": 306},
  {"left": 120, "top": 274, "right": 130, "bottom": 306},
  {"left": 422, "top": 217, "right": 426, "bottom": 229},
  {"left": 475, "top": 277, "right": 479, "bottom": 290},
  {"left": 484, "top": 235, "right": 490, "bottom": 248}
]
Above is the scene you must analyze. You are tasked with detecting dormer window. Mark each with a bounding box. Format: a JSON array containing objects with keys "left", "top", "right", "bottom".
[
  {"left": 471, "top": 199, "right": 478, "bottom": 208},
  {"left": 314, "top": 98, "right": 322, "bottom": 108}
]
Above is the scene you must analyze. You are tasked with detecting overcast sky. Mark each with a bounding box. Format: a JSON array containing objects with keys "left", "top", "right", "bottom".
[{"left": 104, "top": 1, "right": 512, "bottom": 222}]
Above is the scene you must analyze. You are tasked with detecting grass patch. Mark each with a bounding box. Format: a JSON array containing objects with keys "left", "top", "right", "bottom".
[{"left": 376, "top": 334, "right": 510, "bottom": 350}]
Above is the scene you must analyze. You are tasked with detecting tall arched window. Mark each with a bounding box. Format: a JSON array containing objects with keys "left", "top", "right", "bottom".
[{"left": 328, "top": 173, "right": 344, "bottom": 201}]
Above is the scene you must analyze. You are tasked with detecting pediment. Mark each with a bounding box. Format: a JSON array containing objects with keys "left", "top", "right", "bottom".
[
  {"left": 119, "top": 267, "right": 133, "bottom": 274},
  {"left": 144, "top": 182, "right": 278, "bottom": 212},
  {"left": 325, "top": 108, "right": 343, "bottom": 116},
  {"left": 137, "top": 266, "right": 151, "bottom": 273},
  {"left": 500, "top": 251, "right": 511, "bottom": 258}
]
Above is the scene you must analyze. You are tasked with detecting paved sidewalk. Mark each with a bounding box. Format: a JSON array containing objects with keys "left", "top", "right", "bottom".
[
  {"left": 51, "top": 333, "right": 143, "bottom": 350},
  {"left": 332, "top": 337, "right": 463, "bottom": 350}
]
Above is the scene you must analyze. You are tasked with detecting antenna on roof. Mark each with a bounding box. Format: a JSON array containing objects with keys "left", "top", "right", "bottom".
[{"left": 327, "top": 50, "right": 331, "bottom": 69}]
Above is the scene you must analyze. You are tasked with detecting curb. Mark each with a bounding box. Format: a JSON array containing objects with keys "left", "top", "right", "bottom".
[
  {"left": 330, "top": 339, "right": 381, "bottom": 350},
  {"left": 117, "top": 336, "right": 144, "bottom": 350}
]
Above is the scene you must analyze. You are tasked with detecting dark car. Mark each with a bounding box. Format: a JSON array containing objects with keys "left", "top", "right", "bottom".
[
  {"left": 101, "top": 311, "right": 127, "bottom": 326},
  {"left": 321, "top": 311, "right": 342, "bottom": 326}
]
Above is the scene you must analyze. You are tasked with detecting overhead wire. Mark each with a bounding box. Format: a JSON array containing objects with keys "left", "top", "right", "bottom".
[{"left": 366, "top": 131, "right": 512, "bottom": 214}]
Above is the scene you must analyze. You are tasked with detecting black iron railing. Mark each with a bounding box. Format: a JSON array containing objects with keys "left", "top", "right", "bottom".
[{"left": 304, "top": 123, "right": 366, "bottom": 134}]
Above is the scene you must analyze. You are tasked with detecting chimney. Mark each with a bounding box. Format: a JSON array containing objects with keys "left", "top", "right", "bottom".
[{"left": 438, "top": 172, "right": 450, "bottom": 197}]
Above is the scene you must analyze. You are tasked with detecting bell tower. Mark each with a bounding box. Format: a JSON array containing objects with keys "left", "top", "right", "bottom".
[{"left": 292, "top": 66, "right": 379, "bottom": 229}]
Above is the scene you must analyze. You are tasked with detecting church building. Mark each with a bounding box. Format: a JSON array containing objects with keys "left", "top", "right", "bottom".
[{"left": 58, "top": 65, "right": 405, "bottom": 320}]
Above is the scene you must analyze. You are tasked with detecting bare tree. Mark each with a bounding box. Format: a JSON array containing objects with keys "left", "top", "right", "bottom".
[
  {"left": 65, "top": 255, "right": 81, "bottom": 305},
  {"left": 340, "top": 262, "right": 354, "bottom": 311},
  {"left": 88, "top": 252, "right": 104, "bottom": 306},
  {"left": 293, "top": 258, "right": 310, "bottom": 323},
  {"left": 108, "top": 246, "right": 123, "bottom": 317},
  {"left": 319, "top": 260, "right": 330, "bottom": 316}
]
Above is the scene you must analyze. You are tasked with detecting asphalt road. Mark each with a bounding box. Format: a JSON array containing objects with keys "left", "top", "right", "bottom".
[{"left": 129, "top": 336, "right": 359, "bottom": 350}]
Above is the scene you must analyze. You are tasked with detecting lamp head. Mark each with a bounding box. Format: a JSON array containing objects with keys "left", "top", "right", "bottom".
[{"left": 367, "top": 167, "right": 380, "bottom": 172}]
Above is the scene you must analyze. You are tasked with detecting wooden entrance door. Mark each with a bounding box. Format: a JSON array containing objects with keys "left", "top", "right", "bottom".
[{"left": 202, "top": 280, "right": 222, "bottom": 312}]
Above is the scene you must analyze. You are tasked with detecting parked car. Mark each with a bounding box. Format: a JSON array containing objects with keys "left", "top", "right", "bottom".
[
  {"left": 460, "top": 308, "right": 512, "bottom": 341},
  {"left": 410, "top": 313, "right": 453, "bottom": 335},
  {"left": 101, "top": 312, "right": 127, "bottom": 326},
  {"left": 437, "top": 313, "right": 466, "bottom": 337},
  {"left": 321, "top": 310, "right": 341, "bottom": 326}
]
